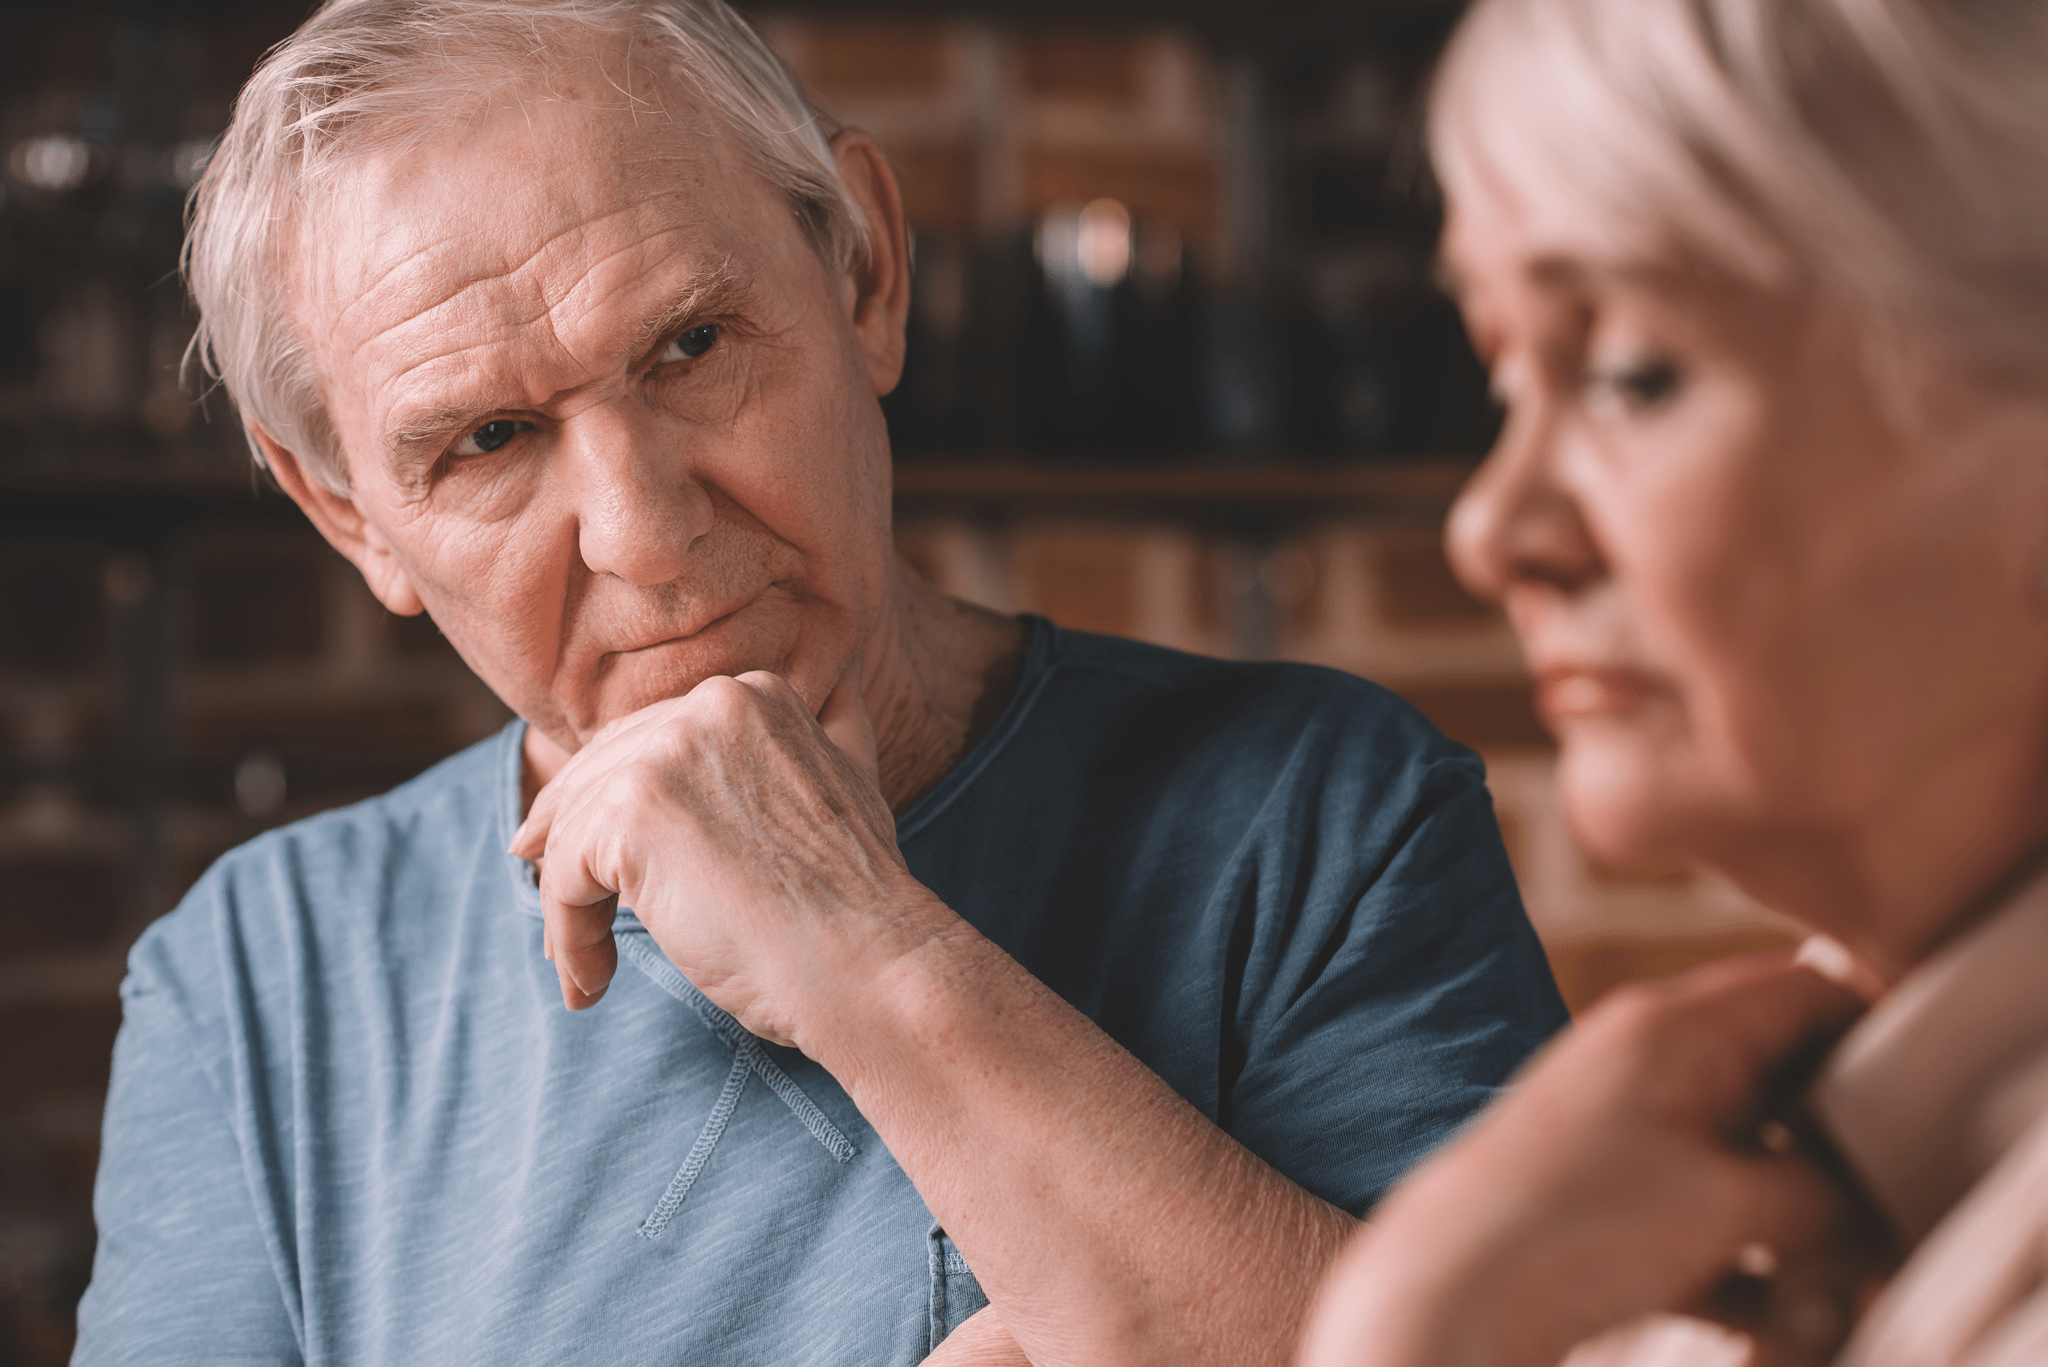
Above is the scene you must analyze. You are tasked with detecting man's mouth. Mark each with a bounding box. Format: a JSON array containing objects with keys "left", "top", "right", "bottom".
[{"left": 611, "top": 590, "right": 765, "bottom": 659}]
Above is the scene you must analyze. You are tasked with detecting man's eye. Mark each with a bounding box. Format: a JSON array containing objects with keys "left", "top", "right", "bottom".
[
  {"left": 452, "top": 419, "right": 534, "bottom": 457},
  {"left": 659, "top": 324, "right": 720, "bottom": 364},
  {"left": 1585, "top": 358, "right": 1684, "bottom": 414}
]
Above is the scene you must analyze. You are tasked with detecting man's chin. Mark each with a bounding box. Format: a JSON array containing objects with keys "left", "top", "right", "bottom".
[
  {"left": 605, "top": 630, "right": 785, "bottom": 695},
  {"left": 581, "top": 652, "right": 824, "bottom": 734},
  {"left": 578, "top": 676, "right": 740, "bottom": 738}
]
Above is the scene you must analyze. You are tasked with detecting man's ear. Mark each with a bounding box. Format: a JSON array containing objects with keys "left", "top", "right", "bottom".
[
  {"left": 251, "top": 425, "right": 428, "bottom": 617},
  {"left": 829, "top": 127, "right": 912, "bottom": 398}
]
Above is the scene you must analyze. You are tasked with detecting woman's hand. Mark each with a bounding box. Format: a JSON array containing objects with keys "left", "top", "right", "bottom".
[{"left": 1296, "top": 953, "right": 1874, "bottom": 1367}]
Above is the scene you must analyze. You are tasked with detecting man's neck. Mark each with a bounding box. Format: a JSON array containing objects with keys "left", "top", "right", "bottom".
[{"left": 860, "top": 562, "right": 1026, "bottom": 813}]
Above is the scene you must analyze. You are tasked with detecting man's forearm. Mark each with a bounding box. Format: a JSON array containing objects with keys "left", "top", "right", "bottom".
[{"left": 796, "top": 897, "right": 1359, "bottom": 1367}]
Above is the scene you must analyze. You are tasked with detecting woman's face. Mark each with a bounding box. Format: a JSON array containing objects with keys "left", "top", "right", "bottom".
[{"left": 1440, "top": 184, "right": 2048, "bottom": 961}]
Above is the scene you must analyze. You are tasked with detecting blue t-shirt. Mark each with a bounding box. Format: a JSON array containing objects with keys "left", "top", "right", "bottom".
[{"left": 75, "top": 619, "right": 1565, "bottom": 1366}]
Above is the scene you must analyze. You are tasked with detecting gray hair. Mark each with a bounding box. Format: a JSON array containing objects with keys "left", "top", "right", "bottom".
[
  {"left": 184, "top": 0, "right": 868, "bottom": 492},
  {"left": 1429, "top": 0, "right": 2048, "bottom": 395}
]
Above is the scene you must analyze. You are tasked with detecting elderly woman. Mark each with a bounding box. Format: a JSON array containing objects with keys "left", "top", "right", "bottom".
[{"left": 1297, "top": 1, "right": 2048, "bottom": 1366}]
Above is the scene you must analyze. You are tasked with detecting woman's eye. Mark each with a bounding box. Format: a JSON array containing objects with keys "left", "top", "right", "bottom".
[
  {"left": 451, "top": 418, "right": 534, "bottom": 457},
  {"left": 659, "top": 323, "right": 720, "bottom": 364},
  {"left": 1586, "top": 358, "right": 1684, "bottom": 414}
]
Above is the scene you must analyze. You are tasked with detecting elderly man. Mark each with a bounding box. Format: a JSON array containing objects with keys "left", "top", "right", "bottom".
[{"left": 75, "top": 2, "right": 1564, "bottom": 1364}]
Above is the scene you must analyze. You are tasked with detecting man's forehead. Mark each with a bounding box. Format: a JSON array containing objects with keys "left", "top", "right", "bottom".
[
  {"left": 295, "top": 86, "right": 786, "bottom": 424},
  {"left": 312, "top": 92, "right": 735, "bottom": 321}
]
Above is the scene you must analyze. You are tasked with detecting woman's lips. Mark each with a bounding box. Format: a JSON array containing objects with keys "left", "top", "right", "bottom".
[{"left": 1533, "top": 667, "right": 1664, "bottom": 721}]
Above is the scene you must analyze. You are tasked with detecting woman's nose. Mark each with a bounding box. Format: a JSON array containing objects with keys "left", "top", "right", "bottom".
[
  {"left": 570, "top": 410, "right": 716, "bottom": 586},
  {"left": 1444, "top": 402, "right": 1602, "bottom": 601}
]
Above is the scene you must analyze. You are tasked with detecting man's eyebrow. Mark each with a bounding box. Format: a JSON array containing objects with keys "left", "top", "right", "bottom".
[
  {"left": 626, "top": 263, "right": 749, "bottom": 364},
  {"left": 380, "top": 398, "right": 504, "bottom": 495},
  {"left": 385, "top": 402, "right": 489, "bottom": 463},
  {"left": 379, "top": 265, "right": 754, "bottom": 467}
]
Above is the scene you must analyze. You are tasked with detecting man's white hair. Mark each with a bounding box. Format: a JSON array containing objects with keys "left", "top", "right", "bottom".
[
  {"left": 184, "top": 0, "right": 868, "bottom": 492},
  {"left": 1430, "top": 0, "right": 2048, "bottom": 394}
]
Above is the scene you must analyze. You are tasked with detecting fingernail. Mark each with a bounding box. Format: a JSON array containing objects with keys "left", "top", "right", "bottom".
[
  {"left": 1795, "top": 935, "right": 1856, "bottom": 984},
  {"left": 1794, "top": 934, "right": 1886, "bottom": 998}
]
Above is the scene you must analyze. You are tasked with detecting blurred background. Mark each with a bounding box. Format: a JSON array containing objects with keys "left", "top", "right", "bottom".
[{"left": 0, "top": 0, "right": 1796, "bottom": 1359}]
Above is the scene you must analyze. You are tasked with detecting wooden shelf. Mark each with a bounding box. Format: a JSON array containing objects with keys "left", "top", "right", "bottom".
[
  {"left": 0, "top": 454, "right": 1481, "bottom": 520},
  {"left": 891, "top": 458, "right": 1477, "bottom": 516}
]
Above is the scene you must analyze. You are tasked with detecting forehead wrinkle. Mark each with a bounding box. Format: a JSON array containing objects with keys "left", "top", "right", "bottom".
[
  {"left": 313, "top": 96, "right": 734, "bottom": 373},
  {"left": 514, "top": 224, "right": 700, "bottom": 363},
  {"left": 367, "top": 229, "right": 740, "bottom": 428},
  {"left": 348, "top": 143, "right": 700, "bottom": 297},
  {"left": 373, "top": 257, "right": 752, "bottom": 471},
  {"left": 323, "top": 94, "right": 774, "bottom": 470},
  {"left": 333, "top": 175, "right": 720, "bottom": 384},
  {"left": 324, "top": 218, "right": 487, "bottom": 337},
  {"left": 335, "top": 200, "right": 658, "bottom": 354}
]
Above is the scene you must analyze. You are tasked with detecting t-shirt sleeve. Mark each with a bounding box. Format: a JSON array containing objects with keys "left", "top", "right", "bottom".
[
  {"left": 1226, "top": 752, "right": 1568, "bottom": 1216},
  {"left": 73, "top": 961, "right": 302, "bottom": 1366}
]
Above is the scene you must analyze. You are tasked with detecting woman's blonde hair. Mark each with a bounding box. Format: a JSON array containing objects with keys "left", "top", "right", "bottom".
[
  {"left": 184, "top": 0, "right": 867, "bottom": 492},
  {"left": 1429, "top": 0, "right": 2048, "bottom": 393}
]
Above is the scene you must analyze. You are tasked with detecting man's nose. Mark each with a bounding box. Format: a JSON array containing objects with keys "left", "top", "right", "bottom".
[
  {"left": 567, "top": 408, "right": 715, "bottom": 586},
  {"left": 1444, "top": 400, "right": 1603, "bottom": 601}
]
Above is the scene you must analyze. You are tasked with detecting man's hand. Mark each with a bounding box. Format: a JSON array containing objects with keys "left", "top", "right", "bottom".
[
  {"left": 1297, "top": 954, "right": 1875, "bottom": 1367},
  {"left": 509, "top": 667, "right": 941, "bottom": 1045}
]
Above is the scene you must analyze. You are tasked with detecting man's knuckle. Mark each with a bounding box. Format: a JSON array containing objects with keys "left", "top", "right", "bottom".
[{"left": 689, "top": 675, "right": 756, "bottom": 725}]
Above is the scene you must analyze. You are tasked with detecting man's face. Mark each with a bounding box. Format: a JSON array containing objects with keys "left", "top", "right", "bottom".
[{"left": 298, "top": 70, "right": 896, "bottom": 752}]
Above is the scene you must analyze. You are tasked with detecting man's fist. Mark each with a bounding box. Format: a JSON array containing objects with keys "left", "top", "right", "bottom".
[{"left": 509, "top": 667, "right": 945, "bottom": 1048}]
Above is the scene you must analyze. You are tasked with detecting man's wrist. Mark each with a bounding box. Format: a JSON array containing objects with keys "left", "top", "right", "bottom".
[{"left": 781, "top": 876, "right": 990, "bottom": 1071}]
